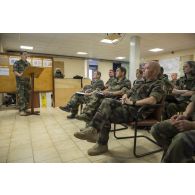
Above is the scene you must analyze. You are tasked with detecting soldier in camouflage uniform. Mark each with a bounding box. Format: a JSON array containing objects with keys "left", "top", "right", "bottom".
[
  {"left": 76, "top": 66, "right": 131, "bottom": 122},
  {"left": 104, "top": 69, "right": 116, "bottom": 89},
  {"left": 13, "top": 51, "right": 30, "bottom": 116},
  {"left": 133, "top": 69, "right": 144, "bottom": 87},
  {"left": 151, "top": 94, "right": 195, "bottom": 163},
  {"left": 164, "top": 61, "right": 195, "bottom": 119},
  {"left": 159, "top": 67, "right": 174, "bottom": 95},
  {"left": 59, "top": 70, "right": 104, "bottom": 119},
  {"left": 170, "top": 73, "right": 178, "bottom": 88},
  {"left": 74, "top": 61, "right": 165, "bottom": 156}
]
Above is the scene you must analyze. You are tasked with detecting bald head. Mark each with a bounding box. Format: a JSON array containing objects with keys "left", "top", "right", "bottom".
[{"left": 143, "top": 61, "right": 161, "bottom": 80}]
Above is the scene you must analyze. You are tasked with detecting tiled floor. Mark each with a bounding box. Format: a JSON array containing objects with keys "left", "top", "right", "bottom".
[{"left": 0, "top": 107, "right": 162, "bottom": 163}]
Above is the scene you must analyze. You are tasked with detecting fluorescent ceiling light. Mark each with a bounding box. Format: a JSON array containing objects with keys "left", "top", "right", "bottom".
[
  {"left": 77, "top": 52, "right": 88, "bottom": 55},
  {"left": 116, "top": 57, "right": 126, "bottom": 60},
  {"left": 100, "top": 39, "right": 118, "bottom": 44},
  {"left": 20, "top": 45, "right": 33, "bottom": 50},
  {"left": 149, "top": 48, "right": 164, "bottom": 52}
]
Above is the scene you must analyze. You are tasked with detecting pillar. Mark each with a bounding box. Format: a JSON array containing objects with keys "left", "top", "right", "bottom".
[{"left": 129, "top": 36, "right": 140, "bottom": 83}]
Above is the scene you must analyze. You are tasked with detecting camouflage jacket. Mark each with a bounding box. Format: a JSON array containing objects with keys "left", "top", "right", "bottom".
[
  {"left": 175, "top": 75, "right": 195, "bottom": 102},
  {"left": 160, "top": 77, "right": 174, "bottom": 95},
  {"left": 126, "top": 79, "right": 165, "bottom": 119},
  {"left": 127, "top": 79, "right": 164, "bottom": 102},
  {"left": 133, "top": 78, "right": 145, "bottom": 87},
  {"left": 108, "top": 77, "right": 131, "bottom": 93},
  {"left": 13, "top": 59, "right": 30, "bottom": 83},
  {"left": 105, "top": 77, "right": 116, "bottom": 88},
  {"left": 91, "top": 79, "right": 105, "bottom": 91}
]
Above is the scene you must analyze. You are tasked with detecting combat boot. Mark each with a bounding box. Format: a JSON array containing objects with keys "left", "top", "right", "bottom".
[
  {"left": 74, "top": 127, "right": 98, "bottom": 143},
  {"left": 67, "top": 113, "right": 76, "bottom": 119},
  {"left": 87, "top": 143, "right": 108, "bottom": 156},
  {"left": 20, "top": 111, "right": 27, "bottom": 116},
  {"left": 59, "top": 105, "right": 71, "bottom": 112},
  {"left": 76, "top": 113, "right": 90, "bottom": 122}
]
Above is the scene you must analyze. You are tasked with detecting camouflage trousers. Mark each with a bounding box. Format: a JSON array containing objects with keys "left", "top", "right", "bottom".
[
  {"left": 16, "top": 81, "right": 30, "bottom": 112},
  {"left": 151, "top": 120, "right": 195, "bottom": 163},
  {"left": 164, "top": 102, "right": 188, "bottom": 119},
  {"left": 82, "top": 93, "right": 105, "bottom": 119},
  {"left": 68, "top": 93, "right": 90, "bottom": 115},
  {"left": 89, "top": 98, "right": 138, "bottom": 145}
]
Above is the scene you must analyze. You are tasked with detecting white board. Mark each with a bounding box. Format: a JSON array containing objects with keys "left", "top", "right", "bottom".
[{"left": 159, "top": 57, "right": 180, "bottom": 79}]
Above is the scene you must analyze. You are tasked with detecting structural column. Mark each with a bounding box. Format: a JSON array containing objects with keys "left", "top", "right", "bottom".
[
  {"left": 0, "top": 37, "right": 3, "bottom": 52},
  {"left": 129, "top": 36, "right": 140, "bottom": 83}
]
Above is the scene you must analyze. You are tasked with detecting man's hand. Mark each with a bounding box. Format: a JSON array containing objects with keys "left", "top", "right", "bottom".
[
  {"left": 173, "top": 120, "right": 193, "bottom": 132},
  {"left": 84, "top": 92, "right": 92, "bottom": 96},
  {"left": 170, "top": 114, "right": 187, "bottom": 122},
  {"left": 18, "top": 72, "right": 23, "bottom": 77},
  {"left": 103, "top": 90, "right": 111, "bottom": 96},
  {"left": 14, "top": 71, "right": 23, "bottom": 77},
  {"left": 181, "top": 91, "right": 193, "bottom": 97},
  {"left": 121, "top": 94, "right": 127, "bottom": 104}
]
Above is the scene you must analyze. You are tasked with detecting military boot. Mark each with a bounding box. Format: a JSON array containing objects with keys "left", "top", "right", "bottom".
[
  {"left": 20, "top": 111, "right": 27, "bottom": 116},
  {"left": 87, "top": 143, "right": 108, "bottom": 156},
  {"left": 59, "top": 105, "right": 71, "bottom": 112},
  {"left": 75, "top": 113, "right": 90, "bottom": 122},
  {"left": 67, "top": 113, "right": 76, "bottom": 119},
  {"left": 74, "top": 127, "right": 98, "bottom": 143}
]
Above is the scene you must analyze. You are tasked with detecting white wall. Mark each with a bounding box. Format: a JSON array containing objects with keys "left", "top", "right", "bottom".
[
  {"left": 98, "top": 61, "right": 113, "bottom": 84},
  {"left": 54, "top": 58, "right": 86, "bottom": 78}
]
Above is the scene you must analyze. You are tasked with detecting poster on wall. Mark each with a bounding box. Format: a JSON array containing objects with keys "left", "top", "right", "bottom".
[
  {"left": 0, "top": 67, "right": 9, "bottom": 76},
  {"left": 159, "top": 57, "right": 180, "bottom": 79},
  {"left": 9, "top": 56, "right": 20, "bottom": 65},
  {"left": 32, "top": 58, "right": 42, "bottom": 67},
  {"left": 43, "top": 59, "right": 52, "bottom": 67}
]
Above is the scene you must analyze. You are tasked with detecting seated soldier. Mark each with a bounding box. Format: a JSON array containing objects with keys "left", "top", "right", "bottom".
[
  {"left": 151, "top": 94, "right": 195, "bottom": 163},
  {"left": 159, "top": 66, "right": 174, "bottom": 95},
  {"left": 170, "top": 73, "right": 178, "bottom": 88},
  {"left": 104, "top": 69, "right": 116, "bottom": 89},
  {"left": 164, "top": 61, "right": 195, "bottom": 119},
  {"left": 76, "top": 66, "right": 131, "bottom": 122},
  {"left": 59, "top": 70, "right": 104, "bottom": 119},
  {"left": 74, "top": 61, "right": 165, "bottom": 156}
]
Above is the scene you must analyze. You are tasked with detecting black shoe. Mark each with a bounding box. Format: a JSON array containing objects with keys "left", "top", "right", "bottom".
[
  {"left": 67, "top": 113, "right": 76, "bottom": 119},
  {"left": 59, "top": 105, "right": 71, "bottom": 112}
]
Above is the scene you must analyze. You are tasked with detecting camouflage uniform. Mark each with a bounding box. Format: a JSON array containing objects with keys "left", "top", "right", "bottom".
[
  {"left": 164, "top": 75, "right": 195, "bottom": 119},
  {"left": 105, "top": 77, "right": 116, "bottom": 88},
  {"left": 170, "top": 80, "right": 177, "bottom": 88},
  {"left": 88, "top": 79, "right": 164, "bottom": 145},
  {"left": 68, "top": 79, "right": 104, "bottom": 115},
  {"left": 133, "top": 78, "right": 145, "bottom": 87},
  {"left": 13, "top": 59, "right": 30, "bottom": 112},
  {"left": 151, "top": 95, "right": 195, "bottom": 163},
  {"left": 80, "top": 77, "right": 131, "bottom": 120},
  {"left": 160, "top": 76, "right": 174, "bottom": 95}
]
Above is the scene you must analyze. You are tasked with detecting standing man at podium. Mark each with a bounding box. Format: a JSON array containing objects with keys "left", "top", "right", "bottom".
[{"left": 13, "top": 51, "right": 30, "bottom": 116}]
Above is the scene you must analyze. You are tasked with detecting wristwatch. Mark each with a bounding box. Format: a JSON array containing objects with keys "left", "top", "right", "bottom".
[{"left": 133, "top": 100, "right": 136, "bottom": 105}]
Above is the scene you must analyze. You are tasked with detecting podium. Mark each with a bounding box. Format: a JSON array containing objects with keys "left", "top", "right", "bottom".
[{"left": 22, "top": 66, "right": 44, "bottom": 115}]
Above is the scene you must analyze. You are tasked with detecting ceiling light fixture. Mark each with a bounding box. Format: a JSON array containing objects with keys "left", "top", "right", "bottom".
[
  {"left": 100, "top": 33, "right": 122, "bottom": 44},
  {"left": 116, "top": 57, "right": 126, "bottom": 60},
  {"left": 149, "top": 48, "right": 164, "bottom": 52},
  {"left": 20, "top": 45, "right": 33, "bottom": 50},
  {"left": 77, "top": 52, "right": 88, "bottom": 55}
]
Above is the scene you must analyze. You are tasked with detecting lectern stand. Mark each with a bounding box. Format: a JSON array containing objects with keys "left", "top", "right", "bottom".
[{"left": 22, "top": 66, "right": 44, "bottom": 115}]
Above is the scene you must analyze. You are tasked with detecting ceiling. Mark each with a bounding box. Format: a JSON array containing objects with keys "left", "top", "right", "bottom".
[{"left": 1, "top": 33, "right": 195, "bottom": 62}]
